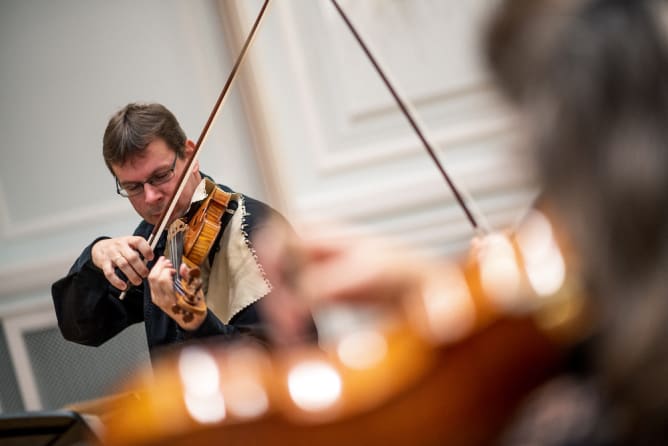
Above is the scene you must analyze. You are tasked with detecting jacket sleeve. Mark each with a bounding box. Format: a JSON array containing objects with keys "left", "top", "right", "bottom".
[
  {"left": 178, "top": 304, "right": 271, "bottom": 346},
  {"left": 51, "top": 237, "right": 145, "bottom": 346}
]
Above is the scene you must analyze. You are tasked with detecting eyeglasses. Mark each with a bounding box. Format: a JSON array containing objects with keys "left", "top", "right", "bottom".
[{"left": 115, "top": 154, "right": 178, "bottom": 198}]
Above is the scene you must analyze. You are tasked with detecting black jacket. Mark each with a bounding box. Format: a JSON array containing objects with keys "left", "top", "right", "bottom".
[{"left": 51, "top": 183, "right": 277, "bottom": 361}]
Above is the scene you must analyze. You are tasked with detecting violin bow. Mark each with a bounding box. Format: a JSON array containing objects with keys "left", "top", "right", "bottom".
[
  {"left": 329, "top": 0, "right": 490, "bottom": 236},
  {"left": 119, "top": 0, "right": 273, "bottom": 299}
]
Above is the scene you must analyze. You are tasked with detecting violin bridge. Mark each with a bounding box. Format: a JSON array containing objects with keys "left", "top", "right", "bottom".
[{"left": 167, "top": 219, "right": 187, "bottom": 240}]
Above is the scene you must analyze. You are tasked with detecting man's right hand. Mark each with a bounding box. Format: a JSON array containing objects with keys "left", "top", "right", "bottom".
[{"left": 91, "top": 236, "right": 154, "bottom": 290}]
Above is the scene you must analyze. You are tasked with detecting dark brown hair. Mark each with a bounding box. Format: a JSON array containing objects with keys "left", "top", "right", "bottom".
[{"left": 102, "top": 102, "right": 187, "bottom": 173}]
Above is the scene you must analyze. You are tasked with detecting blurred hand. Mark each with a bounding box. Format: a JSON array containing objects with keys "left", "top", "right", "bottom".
[{"left": 254, "top": 219, "right": 434, "bottom": 344}]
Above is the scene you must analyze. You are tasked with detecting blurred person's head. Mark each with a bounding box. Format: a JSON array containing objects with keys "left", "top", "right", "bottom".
[{"left": 485, "top": 0, "right": 668, "bottom": 440}]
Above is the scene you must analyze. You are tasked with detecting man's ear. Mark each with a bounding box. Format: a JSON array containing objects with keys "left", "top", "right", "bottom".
[
  {"left": 184, "top": 139, "right": 196, "bottom": 156},
  {"left": 185, "top": 139, "right": 200, "bottom": 172}
]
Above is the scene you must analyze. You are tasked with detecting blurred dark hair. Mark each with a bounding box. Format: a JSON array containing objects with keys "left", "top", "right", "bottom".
[{"left": 485, "top": 0, "right": 668, "bottom": 441}]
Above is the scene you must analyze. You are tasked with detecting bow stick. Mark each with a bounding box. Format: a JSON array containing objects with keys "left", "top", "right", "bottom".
[{"left": 330, "top": 0, "right": 490, "bottom": 236}]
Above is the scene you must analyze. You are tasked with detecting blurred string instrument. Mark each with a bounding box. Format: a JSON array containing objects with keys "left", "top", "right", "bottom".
[
  {"left": 98, "top": 1, "right": 591, "bottom": 445},
  {"left": 100, "top": 207, "right": 589, "bottom": 446}
]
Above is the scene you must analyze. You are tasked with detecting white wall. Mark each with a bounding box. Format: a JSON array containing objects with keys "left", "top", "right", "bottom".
[
  {"left": 229, "top": 0, "right": 538, "bottom": 256},
  {"left": 0, "top": 0, "right": 267, "bottom": 411},
  {"left": 0, "top": 0, "right": 268, "bottom": 301},
  {"left": 0, "top": 0, "right": 539, "bottom": 411}
]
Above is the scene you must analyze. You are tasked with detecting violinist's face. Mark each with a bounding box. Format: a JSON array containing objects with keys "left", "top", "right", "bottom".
[{"left": 112, "top": 138, "right": 201, "bottom": 226}]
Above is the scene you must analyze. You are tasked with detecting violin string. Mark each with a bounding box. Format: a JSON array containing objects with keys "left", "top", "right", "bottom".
[
  {"left": 170, "top": 230, "right": 183, "bottom": 282},
  {"left": 166, "top": 230, "right": 186, "bottom": 299},
  {"left": 329, "top": 0, "right": 487, "bottom": 235}
]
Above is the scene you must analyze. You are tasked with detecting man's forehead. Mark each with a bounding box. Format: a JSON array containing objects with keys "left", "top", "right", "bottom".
[
  {"left": 112, "top": 152, "right": 169, "bottom": 179},
  {"left": 130, "top": 139, "right": 172, "bottom": 162}
]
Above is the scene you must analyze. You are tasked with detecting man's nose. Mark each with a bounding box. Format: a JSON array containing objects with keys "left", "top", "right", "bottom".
[{"left": 143, "top": 183, "right": 163, "bottom": 203}]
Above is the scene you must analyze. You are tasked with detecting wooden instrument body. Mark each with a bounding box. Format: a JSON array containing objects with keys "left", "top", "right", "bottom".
[
  {"left": 101, "top": 210, "right": 585, "bottom": 446},
  {"left": 102, "top": 317, "right": 563, "bottom": 446}
]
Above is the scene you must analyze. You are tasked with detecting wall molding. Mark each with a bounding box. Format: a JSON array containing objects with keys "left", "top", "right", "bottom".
[
  {"left": 295, "top": 148, "right": 537, "bottom": 221},
  {"left": 0, "top": 251, "right": 76, "bottom": 299},
  {"left": 0, "top": 199, "right": 132, "bottom": 241},
  {"left": 3, "top": 309, "right": 57, "bottom": 410},
  {"left": 315, "top": 115, "right": 516, "bottom": 174}
]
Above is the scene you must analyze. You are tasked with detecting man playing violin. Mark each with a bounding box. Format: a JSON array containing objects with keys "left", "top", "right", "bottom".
[{"left": 51, "top": 102, "right": 301, "bottom": 360}]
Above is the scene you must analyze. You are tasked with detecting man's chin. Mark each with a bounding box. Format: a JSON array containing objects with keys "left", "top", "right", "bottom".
[
  {"left": 142, "top": 206, "right": 185, "bottom": 226},
  {"left": 142, "top": 212, "right": 163, "bottom": 226}
]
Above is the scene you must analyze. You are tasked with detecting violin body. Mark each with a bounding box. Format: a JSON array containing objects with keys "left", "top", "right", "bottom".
[
  {"left": 182, "top": 186, "right": 232, "bottom": 268},
  {"left": 168, "top": 183, "right": 232, "bottom": 321}
]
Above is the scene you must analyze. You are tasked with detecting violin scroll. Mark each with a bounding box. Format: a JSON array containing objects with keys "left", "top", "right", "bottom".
[{"left": 171, "top": 265, "right": 206, "bottom": 323}]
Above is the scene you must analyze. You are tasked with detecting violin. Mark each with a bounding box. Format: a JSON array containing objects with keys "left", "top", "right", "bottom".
[{"left": 167, "top": 183, "right": 232, "bottom": 322}]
